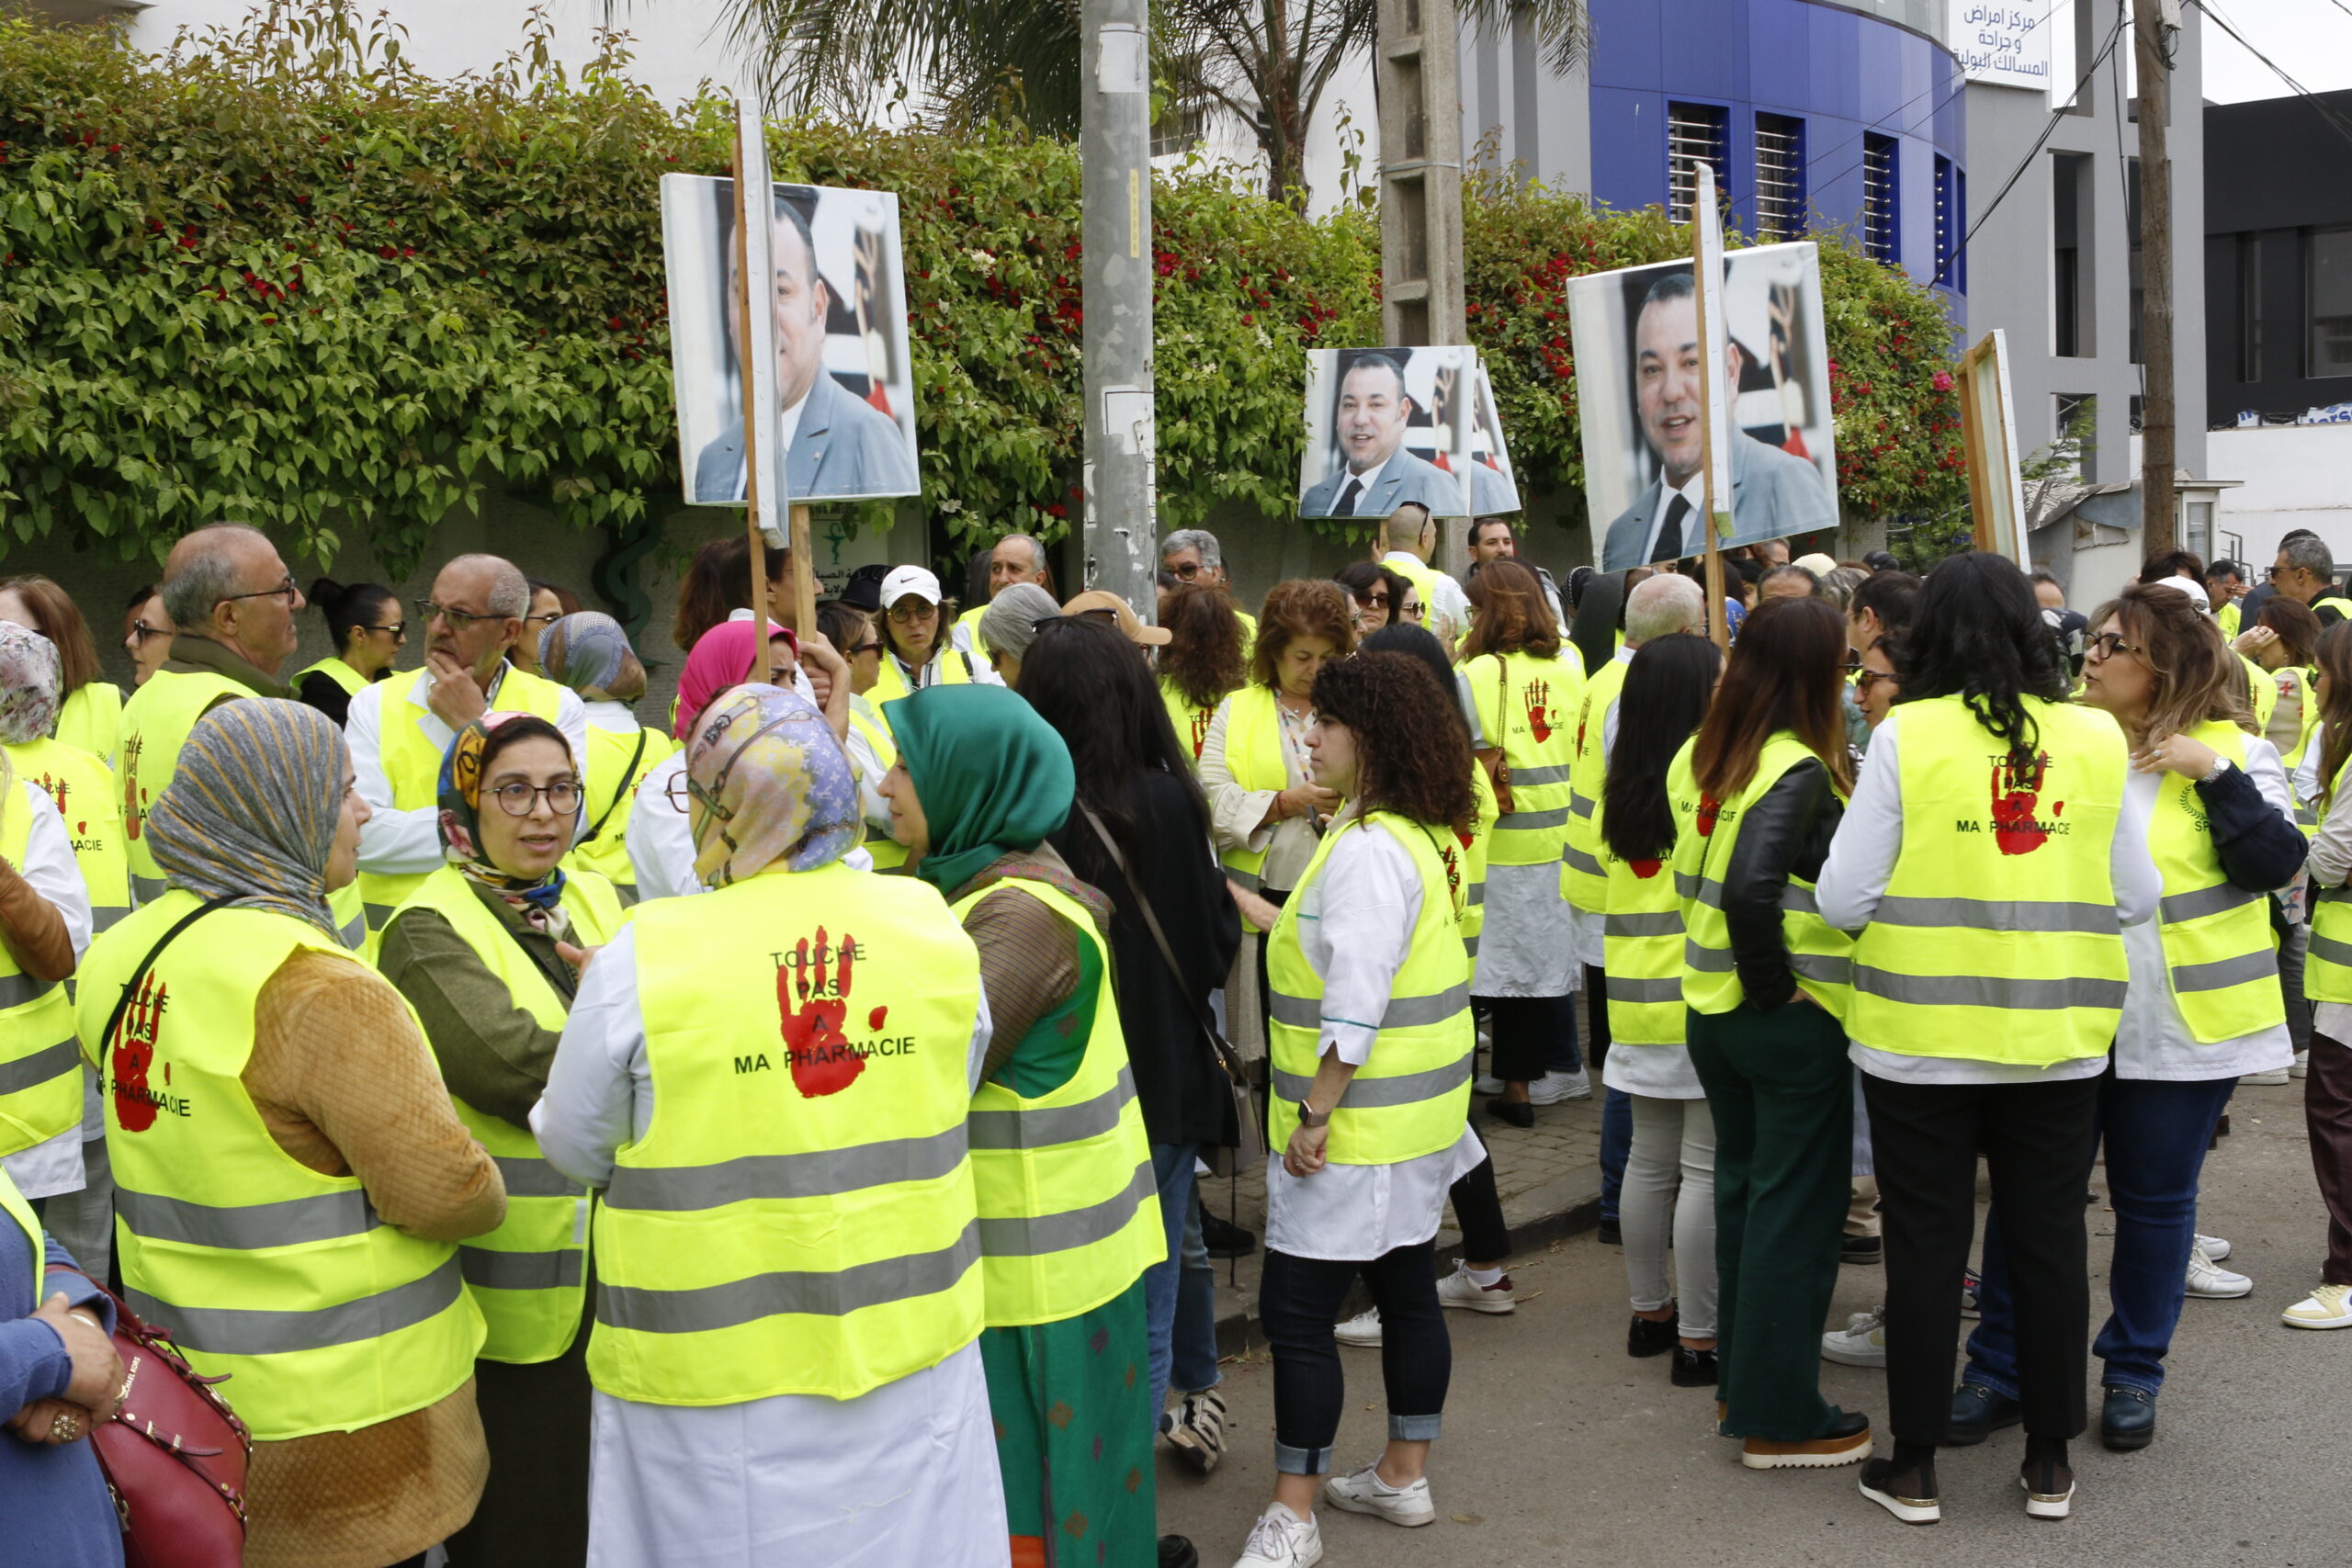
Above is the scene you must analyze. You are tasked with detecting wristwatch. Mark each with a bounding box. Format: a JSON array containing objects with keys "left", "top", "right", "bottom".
[{"left": 1297, "top": 1103, "right": 1331, "bottom": 1129}]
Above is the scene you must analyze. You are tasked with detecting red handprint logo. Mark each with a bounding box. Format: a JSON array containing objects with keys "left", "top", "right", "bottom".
[
  {"left": 112, "top": 972, "right": 165, "bottom": 1133},
  {"left": 1989, "top": 751, "right": 2054, "bottom": 856},
  {"left": 1189, "top": 709, "right": 1213, "bottom": 761},
  {"left": 1630, "top": 858, "right": 1663, "bottom": 879},
  {"left": 1696, "top": 794, "right": 1723, "bottom": 838},
  {"left": 777, "top": 928, "right": 865, "bottom": 1099},
  {"left": 120, "top": 739, "right": 147, "bottom": 843},
  {"left": 1525, "top": 679, "right": 1555, "bottom": 745}
]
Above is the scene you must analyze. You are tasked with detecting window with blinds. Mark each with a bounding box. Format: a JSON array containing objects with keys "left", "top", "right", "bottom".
[
  {"left": 1668, "top": 103, "right": 1729, "bottom": 225},
  {"left": 1862, "top": 134, "right": 1898, "bottom": 264},
  {"left": 1933, "top": 154, "right": 1963, "bottom": 289},
  {"left": 1755, "top": 114, "right": 1804, "bottom": 239}
]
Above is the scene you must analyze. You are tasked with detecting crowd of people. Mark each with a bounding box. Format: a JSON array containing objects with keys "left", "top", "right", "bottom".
[{"left": 0, "top": 513, "right": 2348, "bottom": 1568}]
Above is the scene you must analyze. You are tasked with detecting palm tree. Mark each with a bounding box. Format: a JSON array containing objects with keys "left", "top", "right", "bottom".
[{"left": 718, "top": 0, "right": 1589, "bottom": 205}]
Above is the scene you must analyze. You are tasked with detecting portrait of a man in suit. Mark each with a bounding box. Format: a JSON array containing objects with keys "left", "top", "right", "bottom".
[
  {"left": 1298, "top": 352, "right": 1469, "bottom": 519},
  {"left": 692, "top": 194, "right": 920, "bottom": 504},
  {"left": 1599, "top": 270, "right": 1837, "bottom": 571}
]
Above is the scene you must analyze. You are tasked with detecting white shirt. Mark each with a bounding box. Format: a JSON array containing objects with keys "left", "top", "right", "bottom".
[
  {"left": 716, "top": 388, "right": 810, "bottom": 502},
  {"left": 347, "top": 661, "right": 591, "bottom": 874},
  {"left": 1261, "top": 818, "right": 1486, "bottom": 1261},
  {"left": 1381, "top": 551, "right": 1473, "bottom": 647},
  {"left": 1199, "top": 694, "right": 1319, "bottom": 893},
  {"left": 2297, "top": 721, "right": 2324, "bottom": 806},
  {"left": 1815, "top": 709, "right": 2161, "bottom": 1085},
  {"left": 0, "top": 782, "right": 94, "bottom": 1200},
  {"left": 1636, "top": 473, "right": 1706, "bottom": 566},
  {"left": 583, "top": 698, "right": 640, "bottom": 735},
  {"left": 2111, "top": 741, "right": 2296, "bottom": 1081},
  {"left": 1332, "top": 451, "right": 1396, "bottom": 514},
  {"left": 842, "top": 695, "right": 894, "bottom": 840}
]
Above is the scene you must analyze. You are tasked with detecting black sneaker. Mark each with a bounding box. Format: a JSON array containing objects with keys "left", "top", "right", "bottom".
[
  {"left": 1486, "top": 1095, "right": 1534, "bottom": 1129},
  {"left": 1199, "top": 1205, "right": 1256, "bottom": 1260},
  {"left": 1159, "top": 1536, "right": 1201, "bottom": 1568},
  {"left": 1841, "top": 1235, "right": 1883, "bottom": 1265},
  {"left": 1627, "top": 1311, "right": 1679, "bottom": 1358},
  {"left": 1597, "top": 1216, "right": 1623, "bottom": 1246},
  {"left": 1946, "top": 1382, "right": 2022, "bottom": 1446},
  {"left": 1859, "top": 1456, "right": 1940, "bottom": 1525},
  {"left": 1670, "top": 1345, "right": 1719, "bottom": 1387}
]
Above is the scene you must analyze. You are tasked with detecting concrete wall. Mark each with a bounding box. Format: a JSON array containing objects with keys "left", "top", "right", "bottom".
[{"left": 2209, "top": 424, "right": 2352, "bottom": 572}]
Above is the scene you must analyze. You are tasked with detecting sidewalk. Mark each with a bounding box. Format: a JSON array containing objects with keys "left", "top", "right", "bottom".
[{"left": 1196, "top": 1089, "right": 1608, "bottom": 1351}]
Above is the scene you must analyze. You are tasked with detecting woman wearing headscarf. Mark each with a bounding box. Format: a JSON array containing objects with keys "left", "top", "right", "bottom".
[
  {"left": 536, "top": 682, "right": 1003, "bottom": 1568},
  {"left": 880, "top": 683, "right": 1165, "bottom": 1568},
  {"left": 74, "top": 699, "right": 505, "bottom": 1568},
  {"left": 625, "top": 618, "right": 852, "bottom": 901},
  {"left": 539, "top": 613, "right": 676, "bottom": 906},
  {"left": 0, "top": 576, "right": 119, "bottom": 766},
  {"left": 0, "top": 626, "right": 120, "bottom": 1279},
  {"left": 378, "top": 712, "right": 628, "bottom": 1567}
]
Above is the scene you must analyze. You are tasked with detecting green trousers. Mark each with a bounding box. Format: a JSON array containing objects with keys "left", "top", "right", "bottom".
[{"left": 1687, "top": 999, "right": 1856, "bottom": 1442}]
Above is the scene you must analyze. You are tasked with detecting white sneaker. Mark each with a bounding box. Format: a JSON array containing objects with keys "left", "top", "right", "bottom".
[
  {"left": 1435, "top": 1262, "right": 1518, "bottom": 1314},
  {"left": 1231, "top": 1502, "right": 1323, "bottom": 1568},
  {"left": 1822, "top": 1306, "right": 1888, "bottom": 1368},
  {"left": 2293, "top": 1050, "right": 2312, "bottom": 1079},
  {"left": 1527, "top": 1066, "right": 1593, "bottom": 1104},
  {"left": 2241, "top": 1066, "right": 2291, "bottom": 1087},
  {"left": 2186, "top": 1247, "right": 2254, "bottom": 1299},
  {"left": 2281, "top": 1282, "right": 2352, "bottom": 1329},
  {"left": 1322, "top": 1462, "right": 1437, "bottom": 1528},
  {"left": 1334, "top": 1307, "right": 1384, "bottom": 1348},
  {"left": 1474, "top": 1073, "right": 1506, "bottom": 1095},
  {"left": 2195, "top": 1233, "right": 2232, "bottom": 1263}
]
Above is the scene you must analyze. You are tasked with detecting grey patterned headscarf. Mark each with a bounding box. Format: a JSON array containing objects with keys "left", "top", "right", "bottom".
[
  {"left": 0, "top": 623, "right": 61, "bottom": 746},
  {"left": 147, "top": 699, "right": 347, "bottom": 938}
]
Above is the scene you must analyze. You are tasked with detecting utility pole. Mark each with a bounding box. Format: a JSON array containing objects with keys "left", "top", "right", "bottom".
[
  {"left": 1375, "top": 0, "right": 1470, "bottom": 573},
  {"left": 2135, "top": 0, "right": 2177, "bottom": 553},
  {"left": 1080, "top": 0, "right": 1159, "bottom": 617}
]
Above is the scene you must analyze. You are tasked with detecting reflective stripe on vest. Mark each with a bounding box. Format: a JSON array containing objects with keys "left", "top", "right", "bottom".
[
  {"left": 1600, "top": 755, "right": 1688, "bottom": 1047},
  {"left": 1842, "top": 695, "right": 2129, "bottom": 1065},
  {"left": 1561, "top": 657, "right": 1629, "bottom": 912},
  {"left": 119, "top": 669, "right": 249, "bottom": 894},
  {"left": 0, "top": 784, "right": 79, "bottom": 1156},
  {"left": 1464, "top": 649, "right": 1582, "bottom": 866},
  {"left": 592, "top": 864, "right": 984, "bottom": 1404},
  {"left": 950, "top": 876, "right": 1161, "bottom": 1327},
  {"left": 386, "top": 863, "right": 625, "bottom": 1362},
  {"left": 358, "top": 664, "right": 571, "bottom": 926},
  {"left": 1215, "top": 684, "right": 1288, "bottom": 927},
  {"left": 1459, "top": 764, "right": 1496, "bottom": 964},
  {"left": 1672, "top": 732, "right": 1854, "bottom": 1019},
  {"left": 2146, "top": 721, "right": 2283, "bottom": 1043},
  {"left": 79, "top": 895, "right": 481, "bottom": 1440},
  {"left": 6, "top": 736, "right": 130, "bottom": 941},
  {"left": 1265, "top": 812, "right": 1474, "bottom": 1164}
]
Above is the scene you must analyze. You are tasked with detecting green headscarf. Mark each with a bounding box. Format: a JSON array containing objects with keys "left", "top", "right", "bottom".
[{"left": 888, "top": 684, "right": 1075, "bottom": 896}]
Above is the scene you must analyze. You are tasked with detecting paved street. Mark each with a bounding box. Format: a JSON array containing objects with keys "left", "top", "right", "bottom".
[{"left": 1162, "top": 1079, "right": 2352, "bottom": 1566}]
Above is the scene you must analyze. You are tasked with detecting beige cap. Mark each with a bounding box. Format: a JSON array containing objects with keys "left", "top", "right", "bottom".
[{"left": 1061, "top": 589, "right": 1172, "bottom": 647}]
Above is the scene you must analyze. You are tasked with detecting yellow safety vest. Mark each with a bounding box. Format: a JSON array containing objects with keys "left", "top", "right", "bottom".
[
  {"left": 2217, "top": 600, "right": 2242, "bottom": 640},
  {"left": 2310, "top": 760, "right": 2352, "bottom": 1003},
  {"left": 2278, "top": 668, "right": 2324, "bottom": 834},
  {"left": 1560, "top": 656, "right": 1631, "bottom": 912},
  {"left": 844, "top": 698, "right": 908, "bottom": 871},
  {"left": 2243, "top": 656, "right": 2278, "bottom": 733},
  {"left": 2312, "top": 593, "right": 2352, "bottom": 625},
  {"left": 1236, "top": 608, "right": 1259, "bottom": 662},
  {"left": 954, "top": 603, "right": 989, "bottom": 658},
  {"left": 1465, "top": 649, "right": 1583, "bottom": 866},
  {"left": 295, "top": 658, "right": 368, "bottom": 698},
  {"left": 866, "top": 647, "right": 977, "bottom": 725},
  {"left": 592, "top": 863, "right": 985, "bottom": 1404},
  {"left": 1383, "top": 556, "right": 1455, "bottom": 643},
  {"left": 1213, "top": 683, "right": 1291, "bottom": 931},
  {"left": 1266, "top": 811, "right": 1474, "bottom": 1164},
  {"left": 1161, "top": 678, "right": 1220, "bottom": 770},
  {"left": 1601, "top": 747, "right": 1690, "bottom": 1046},
  {"left": 1844, "top": 695, "right": 2130, "bottom": 1065},
  {"left": 1674, "top": 731, "right": 1855, "bottom": 1018},
  {"left": 2144, "top": 721, "right": 2284, "bottom": 1043},
  {"left": 118, "top": 671, "right": 368, "bottom": 948},
  {"left": 82, "top": 894, "right": 482, "bottom": 1439},
  {"left": 54, "top": 682, "right": 122, "bottom": 769},
  {"left": 566, "top": 723, "right": 677, "bottom": 900},
  {"left": 357, "top": 664, "right": 571, "bottom": 927},
  {"left": 1460, "top": 763, "right": 1496, "bottom": 969},
  {"left": 385, "top": 864, "right": 626, "bottom": 1362},
  {"left": 950, "top": 875, "right": 1160, "bottom": 1326},
  {"left": 6, "top": 736, "right": 129, "bottom": 937},
  {"left": 0, "top": 783, "right": 78, "bottom": 1156}
]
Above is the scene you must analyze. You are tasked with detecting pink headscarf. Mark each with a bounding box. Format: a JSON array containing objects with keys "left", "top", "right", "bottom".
[{"left": 675, "top": 618, "right": 796, "bottom": 740}]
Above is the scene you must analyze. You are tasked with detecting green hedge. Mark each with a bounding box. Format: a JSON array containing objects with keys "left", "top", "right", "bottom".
[{"left": 0, "top": 6, "right": 1964, "bottom": 570}]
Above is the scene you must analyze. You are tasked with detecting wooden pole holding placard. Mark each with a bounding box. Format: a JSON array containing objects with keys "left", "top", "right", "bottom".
[
  {"left": 729, "top": 101, "right": 815, "bottom": 676},
  {"left": 730, "top": 116, "right": 768, "bottom": 682},
  {"left": 1690, "top": 166, "right": 1731, "bottom": 653},
  {"left": 787, "top": 502, "right": 815, "bottom": 634}
]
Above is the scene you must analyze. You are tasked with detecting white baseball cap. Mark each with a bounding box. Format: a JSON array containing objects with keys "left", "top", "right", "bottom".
[{"left": 880, "top": 565, "right": 943, "bottom": 607}]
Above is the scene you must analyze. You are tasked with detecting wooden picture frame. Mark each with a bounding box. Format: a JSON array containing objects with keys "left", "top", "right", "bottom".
[{"left": 1958, "top": 329, "right": 2030, "bottom": 569}]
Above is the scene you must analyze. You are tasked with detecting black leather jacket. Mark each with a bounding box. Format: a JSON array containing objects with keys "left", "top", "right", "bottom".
[{"left": 1723, "top": 755, "right": 1844, "bottom": 1012}]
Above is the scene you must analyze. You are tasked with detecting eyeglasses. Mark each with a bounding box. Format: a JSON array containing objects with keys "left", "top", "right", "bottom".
[
  {"left": 848, "top": 639, "right": 884, "bottom": 658},
  {"left": 415, "top": 599, "right": 499, "bottom": 632},
  {"left": 127, "top": 619, "right": 168, "bottom": 646},
  {"left": 1840, "top": 652, "right": 1863, "bottom": 674},
  {"left": 1856, "top": 668, "right": 1899, "bottom": 696},
  {"left": 1168, "top": 560, "right": 1208, "bottom": 581},
  {"left": 664, "top": 774, "right": 695, "bottom": 814},
  {"left": 521, "top": 611, "right": 563, "bottom": 628},
  {"left": 365, "top": 622, "right": 406, "bottom": 638},
  {"left": 488, "top": 778, "right": 582, "bottom": 817},
  {"left": 2086, "top": 631, "right": 2143, "bottom": 662},
  {"left": 1355, "top": 591, "right": 1389, "bottom": 609},
  {"left": 1031, "top": 609, "right": 1121, "bottom": 634},
  {"left": 220, "top": 575, "right": 299, "bottom": 607},
  {"left": 888, "top": 602, "right": 938, "bottom": 623},
  {"left": 1400, "top": 601, "right": 1426, "bottom": 623}
]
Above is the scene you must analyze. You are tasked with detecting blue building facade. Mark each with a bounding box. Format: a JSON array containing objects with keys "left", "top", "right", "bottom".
[{"left": 1583, "top": 0, "right": 1968, "bottom": 321}]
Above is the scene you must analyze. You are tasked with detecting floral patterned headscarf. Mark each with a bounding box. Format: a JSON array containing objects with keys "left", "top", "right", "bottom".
[
  {"left": 437, "top": 711, "right": 577, "bottom": 939},
  {"left": 684, "top": 682, "right": 860, "bottom": 887},
  {"left": 0, "top": 622, "right": 61, "bottom": 746}
]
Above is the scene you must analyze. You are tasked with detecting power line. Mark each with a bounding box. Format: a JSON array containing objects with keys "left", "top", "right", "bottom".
[{"left": 2194, "top": 0, "right": 2352, "bottom": 151}]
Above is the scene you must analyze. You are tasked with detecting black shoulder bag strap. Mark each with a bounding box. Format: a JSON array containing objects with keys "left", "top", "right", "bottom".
[
  {"left": 577, "top": 728, "right": 649, "bottom": 847},
  {"left": 86, "top": 896, "right": 236, "bottom": 1069}
]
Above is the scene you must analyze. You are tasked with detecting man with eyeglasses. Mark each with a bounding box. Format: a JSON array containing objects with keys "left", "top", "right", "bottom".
[
  {"left": 1162, "top": 529, "right": 1257, "bottom": 649},
  {"left": 2270, "top": 534, "right": 2352, "bottom": 629},
  {"left": 346, "top": 554, "right": 588, "bottom": 930},
  {"left": 948, "top": 535, "right": 1054, "bottom": 662}
]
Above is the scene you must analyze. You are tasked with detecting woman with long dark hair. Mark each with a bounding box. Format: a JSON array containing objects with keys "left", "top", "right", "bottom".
[
  {"left": 2288, "top": 622, "right": 2352, "bottom": 1329},
  {"left": 1674, "top": 596, "right": 1866, "bottom": 1471},
  {"left": 0, "top": 576, "right": 119, "bottom": 764},
  {"left": 1600, "top": 633, "right": 1724, "bottom": 1390},
  {"left": 295, "top": 579, "right": 405, "bottom": 728},
  {"left": 1018, "top": 616, "right": 1243, "bottom": 1489},
  {"left": 1819, "top": 553, "right": 2153, "bottom": 1525},
  {"left": 1957, "top": 582, "right": 2299, "bottom": 1456},
  {"left": 1334, "top": 562, "right": 1411, "bottom": 638},
  {"left": 1460, "top": 559, "right": 1589, "bottom": 1126},
  {"left": 1159, "top": 583, "right": 1250, "bottom": 766},
  {"left": 1229, "top": 651, "right": 1479, "bottom": 1568}
]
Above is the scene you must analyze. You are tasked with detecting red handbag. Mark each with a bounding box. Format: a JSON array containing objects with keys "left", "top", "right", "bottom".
[{"left": 56, "top": 1267, "right": 252, "bottom": 1568}]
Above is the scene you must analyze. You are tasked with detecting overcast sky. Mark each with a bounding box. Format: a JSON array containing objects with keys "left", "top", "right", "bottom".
[{"left": 2199, "top": 0, "right": 2352, "bottom": 102}]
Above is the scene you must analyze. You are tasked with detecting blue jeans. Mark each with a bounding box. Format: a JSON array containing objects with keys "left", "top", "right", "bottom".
[
  {"left": 1146, "top": 1142, "right": 1224, "bottom": 1421},
  {"left": 1600, "top": 1088, "right": 1633, "bottom": 1224},
  {"left": 1965, "top": 1071, "right": 2237, "bottom": 1398}
]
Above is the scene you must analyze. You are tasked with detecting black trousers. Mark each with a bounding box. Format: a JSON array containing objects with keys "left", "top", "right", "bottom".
[
  {"left": 1483, "top": 992, "right": 1578, "bottom": 1084},
  {"left": 1261, "top": 1243, "right": 1450, "bottom": 1474},
  {"left": 1863, "top": 1072, "right": 2103, "bottom": 1445},
  {"left": 1584, "top": 964, "right": 1613, "bottom": 1070},
  {"left": 1448, "top": 1156, "right": 1510, "bottom": 1263}
]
